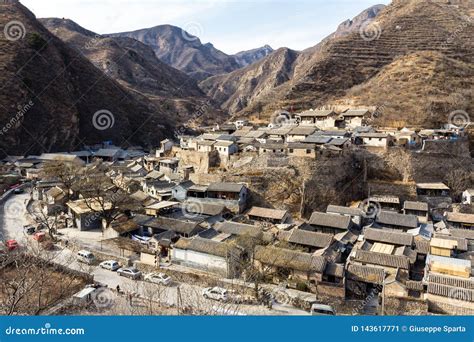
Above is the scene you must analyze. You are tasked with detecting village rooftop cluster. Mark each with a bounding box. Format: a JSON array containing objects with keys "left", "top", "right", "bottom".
[{"left": 0, "top": 107, "right": 472, "bottom": 315}]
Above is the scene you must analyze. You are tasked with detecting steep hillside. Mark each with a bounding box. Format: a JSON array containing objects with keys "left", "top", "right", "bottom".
[
  {"left": 109, "top": 25, "right": 240, "bottom": 80},
  {"left": 40, "top": 18, "right": 203, "bottom": 98},
  {"left": 39, "top": 18, "right": 216, "bottom": 126},
  {"left": 332, "top": 51, "right": 474, "bottom": 128},
  {"left": 233, "top": 45, "right": 274, "bottom": 68},
  {"left": 0, "top": 0, "right": 173, "bottom": 156},
  {"left": 200, "top": 48, "right": 299, "bottom": 116},
  {"left": 202, "top": 0, "right": 473, "bottom": 127}
]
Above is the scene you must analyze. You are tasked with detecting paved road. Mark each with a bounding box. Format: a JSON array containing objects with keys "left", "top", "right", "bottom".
[{"left": 1, "top": 194, "right": 309, "bottom": 316}]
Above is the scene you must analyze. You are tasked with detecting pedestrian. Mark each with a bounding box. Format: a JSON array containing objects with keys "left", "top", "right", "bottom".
[{"left": 116, "top": 285, "right": 120, "bottom": 293}]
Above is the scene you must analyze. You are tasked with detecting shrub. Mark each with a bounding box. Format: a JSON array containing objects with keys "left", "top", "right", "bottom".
[
  {"left": 27, "top": 33, "right": 47, "bottom": 51},
  {"left": 296, "top": 282, "right": 309, "bottom": 292}
]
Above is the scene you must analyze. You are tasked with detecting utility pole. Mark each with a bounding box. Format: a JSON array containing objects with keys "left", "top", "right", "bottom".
[
  {"left": 176, "top": 286, "right": 181, "bottom": 315},
  {"left": 299, "top": 181, "right": 306, "bottom": 219}
]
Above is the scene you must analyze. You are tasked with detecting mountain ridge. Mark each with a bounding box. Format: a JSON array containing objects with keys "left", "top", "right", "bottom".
[{"left": 200, "top": 0, "right": 473, "bottom": 127}]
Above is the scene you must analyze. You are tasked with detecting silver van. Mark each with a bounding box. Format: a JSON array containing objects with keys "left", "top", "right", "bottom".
[
  {"left": 310, "top": 303, "right": 336, "bottom": 316},
  {"left": 77, "top": 250, "right": 95, "bottom": 264}
]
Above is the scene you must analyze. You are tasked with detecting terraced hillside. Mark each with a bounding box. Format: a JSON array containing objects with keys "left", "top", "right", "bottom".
[{"left": 202, "top": 0, "right": 473, "bottom": 127}]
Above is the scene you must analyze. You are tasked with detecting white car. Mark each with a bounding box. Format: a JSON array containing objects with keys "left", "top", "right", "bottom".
[
  {"left": 144, "top": 272, "right": 172, "bottom": 286},
  {"left": 99, "top": 260, "right": 120, "bottom": 271},
  {"left": 202, "top": 287, "right": 228, "bottom": 301},
  {"left": 117, "top": 267, "right": 142, "bottom": 280}
]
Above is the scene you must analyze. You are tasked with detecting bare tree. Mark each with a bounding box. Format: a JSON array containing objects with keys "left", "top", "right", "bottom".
[
  {"left": 75, "top": 168, "right": 139, "bottom": 229},
  {"left": 41, "top": 161, "right": 84, "bottom": 201},
  {"left": 0, "top": 244, "right": 85, "bottom": 315},
  {"left": 445, "top": 169, "right": 473, "bottom": 202}
]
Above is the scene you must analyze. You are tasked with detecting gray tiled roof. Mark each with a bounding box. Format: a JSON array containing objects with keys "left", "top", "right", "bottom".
[
  {"left": 354, "top": 249, "right": 410, "bottom": 269},
  {"left": 287, "top": 229, "right": 333, "bottom": 248},
  {"left": 207, "top": 182, "right": 245, "bottom": 193},
  {"left": 308, "top": 212, "right": 351, "bottom": 230},
  {"left": 347, "top": 264, "right": 385, "bottom": 284},
  {"left": 364, "top": 228, "right": 414, "bottom": 246},
  {"left": 254, "top": 245, "right": 326, "bottom": 273},
  {"left": 376, "top": 211, "right": 418, "bottom": 228},
  {"left": 173, "top": 237, "right": 233, "bottom": 258},
  {"left": 327, "top": 205, "right": 364, "bottom": 217},
  {"left": 403, "top": 201, "right": 429, "bottom": 211}
]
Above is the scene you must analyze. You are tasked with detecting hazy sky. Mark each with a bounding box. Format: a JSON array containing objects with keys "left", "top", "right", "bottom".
[{"left": 22, "top": 0, "right": 390, "bottom": 54}]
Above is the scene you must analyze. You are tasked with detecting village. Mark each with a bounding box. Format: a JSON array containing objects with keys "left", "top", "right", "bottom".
[{"left": 0, "top": 107, "right": 473, "bottom": 316}]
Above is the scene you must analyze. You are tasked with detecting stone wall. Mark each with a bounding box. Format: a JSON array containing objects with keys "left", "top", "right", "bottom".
[
  {"left": 427, "top": 295, "right": 474, "bottom": 315},
  {"left": 384, "top": 296, "right": 428, "bottom": 315},
  {"left": 317, "top": 282, "right": 345, "bottom": 299}
]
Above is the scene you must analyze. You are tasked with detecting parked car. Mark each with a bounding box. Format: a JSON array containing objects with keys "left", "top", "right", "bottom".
[
  {"left": 77, "top": 250, "right": 95, "bottom": 264},
  {"left": 99, "top": 260, "right": 120, "bottom": 271},
  {"left": 144, "top": 272, "right": 171, "bottom": 285},
  {"left": 33, "top": 231, "right": 46, "bottom": 242},
  {"left": 202, "top": 287, "right": 228, "bottom": 301},
  {"left": 13, "top": 188, "right": 24, "bottom": 194},
  {"left": 5, "top": 239, "right": 19, "bottom": 251},
  {"left": 117, "top": 267, "right": 142, "bottom": 280},
  {"left": 23, "top": 225, "right": 36, "bottom": 235},
  {"left": 310, "top": 303, "right": 336, "bottom": 316}
]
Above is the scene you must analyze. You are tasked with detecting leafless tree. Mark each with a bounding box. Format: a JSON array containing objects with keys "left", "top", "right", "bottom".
[
  {"left": 75, "top": 168, "right": 139, "bottom": 229},
  {"left": 0, "top": 244, "right": 85, "bottom": 315},
  {"left": 445, "top": 169, "right": 473, "bottom": 202},
  {"left": 41, "top": 161, "right": 84, "bottom": 201}
]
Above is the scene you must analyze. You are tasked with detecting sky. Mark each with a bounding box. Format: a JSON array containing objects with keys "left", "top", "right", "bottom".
[{"left": 21, "top": 0, "right": 391, "bottom": 54}]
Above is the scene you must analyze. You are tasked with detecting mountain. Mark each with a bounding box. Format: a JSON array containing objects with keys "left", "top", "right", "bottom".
[
  {"left": 201, "top": 0, "right": 473, "bottom": 127},
  {"left": 39, "top": 18, "right": 216, "bottom": 127},
  {"left": 200, "top": 48, "right": 299, "bottom": 116},
  {"left": 109, "top": 25, "right": 241, "bottom": 80},
  {"left": 0, "top": 0, "right": 175, "bottom": 156},
  {"left": 233, "top": 45, "right": 274, "bottom": 68}
]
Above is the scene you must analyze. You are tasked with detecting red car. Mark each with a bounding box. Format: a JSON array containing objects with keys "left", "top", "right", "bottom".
[
  {"left": 5, "top": 239, "right": 19, "bottom": 251},
  {"left": 33, "top": 232, "right": 46, "bottom": 242}
]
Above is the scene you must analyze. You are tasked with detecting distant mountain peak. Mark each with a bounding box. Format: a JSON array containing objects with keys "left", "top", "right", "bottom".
[{"left": 233, "top": 45, "right": 275, "bottom": 68}]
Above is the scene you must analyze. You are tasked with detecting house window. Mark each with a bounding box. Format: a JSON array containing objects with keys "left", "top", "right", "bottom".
[
  {"left": 306, "top": 149, "right": 311, "bottom": 154},
  {"left": 289, "top": 149, "right": 294, "bottom": 153}
]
